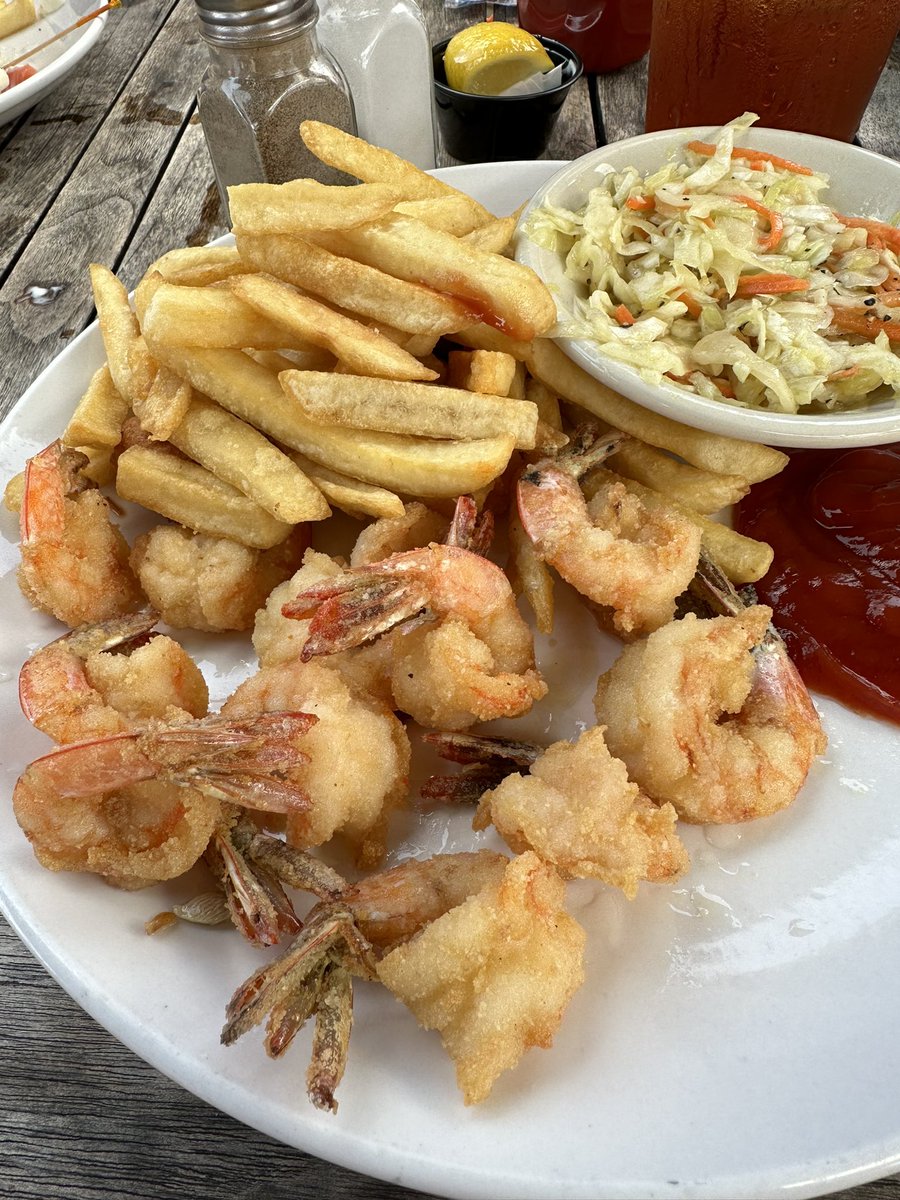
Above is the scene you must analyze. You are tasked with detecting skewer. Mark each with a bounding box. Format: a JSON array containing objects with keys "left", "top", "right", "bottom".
[{"left": 2, "top": 0, "right": 120, "bottom": 71}]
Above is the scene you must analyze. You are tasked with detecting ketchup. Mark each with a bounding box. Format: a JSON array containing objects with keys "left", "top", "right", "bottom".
[{"left": 735, "top": 445, "right": 900, "bottom": 725}]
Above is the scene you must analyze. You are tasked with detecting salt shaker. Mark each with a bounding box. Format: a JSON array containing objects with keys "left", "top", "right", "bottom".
[
  {"left": 316, "top": 0, "right": 436, "bottom": 169},
  {"left": 195, "top": 0, "right": 357, "bottom": 216}
]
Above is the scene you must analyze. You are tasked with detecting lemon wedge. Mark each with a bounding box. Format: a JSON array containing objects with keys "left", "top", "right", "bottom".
[{"left": 444, "top": 22, "right": 554, "bottom": 96}]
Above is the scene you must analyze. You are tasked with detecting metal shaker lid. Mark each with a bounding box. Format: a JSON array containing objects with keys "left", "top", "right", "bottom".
[{"left": 195, "top": 0, "right": 317, "bottom": 45}]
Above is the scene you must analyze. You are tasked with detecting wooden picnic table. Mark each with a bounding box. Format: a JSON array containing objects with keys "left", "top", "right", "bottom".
[{"left": 1, "top": 2, "right": 899, "bottom": 1197}]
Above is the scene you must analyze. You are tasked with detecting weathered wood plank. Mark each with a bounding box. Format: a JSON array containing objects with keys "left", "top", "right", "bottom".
[
  {"left": 593, "top": 55, "right": 647, "bottom": 144},
  {"left": 858, "top": 36, "right": 900, "bottom": 161},
  {"left": 0, "top": 0, "right": 208, "bottom": 411},
  {"left": 117, "top": 113, "right": 226, "bottom": 292},
  {"left": 429, "top": 1, "right": 596, "bottom": 167},
  {"left": 0, "top": 918, "right": 436, "bottom": 1200},
  {"left": 0, "top": 0, "right": 183, "bottom": 275}
]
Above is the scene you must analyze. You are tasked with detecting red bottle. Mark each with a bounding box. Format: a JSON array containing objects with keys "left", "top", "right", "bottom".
[{"left": 516, "top": 0, "right": 652, "bottom": 73}]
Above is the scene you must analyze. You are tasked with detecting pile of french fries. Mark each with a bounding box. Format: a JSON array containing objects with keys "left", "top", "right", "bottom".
[{"left": 58, "top": 120, "right": 786, "bottom": 596}]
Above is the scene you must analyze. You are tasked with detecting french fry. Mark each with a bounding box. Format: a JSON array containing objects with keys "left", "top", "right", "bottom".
[
  {"left": 525, "top": 376, "right": 562, "bottom": 430},
  {"left": 527, "top": 339, "right": 789, "bottom": 483},
  {"left": 449, "top": 323, "right": 534, "bottom": 362},
  {"left": 141, "top": 281, "right": 310, "bottom": 351},
  {"left": 463, "top": 207, "right": 523, "bottom": 254},
  {"left": 447, "top": 350, "right": 518, "bottom": 398},
  {"left": 89, "top": 263, "right": 146, "bottom": 405},
  {"left": 144, "top": 345, "right": 516, "bottom": 498},
  {"left": 228, "top": 179, "right": 403, "bottom": 235},
  {"left": 145, "top": 342, "right": 322, "bottom": 444},
  {"left": 310, "top": 214, "right": 557, "bottom": 342},
  {"left": 394, "top": 196, "right": 486, "bottom": 237},
  {"left": 230, "top": 273, "right": 438, "bottom": 381},
  {"left": 133, "top": 367, "right": 194, "bottom": 442},
  {"left": 382, "top": 330, "right": 439, "bottom": 358},
  {"left": 508, "top": 508, "right": 554, "bottom": 634},
  {"left": 149, "top": 244, "right": 247, "bottom": 287},
  {"left": 248, "top": 347, "right": 337, "bottom": 374},
  {"left": 607, "top": 439, "right": 750, "bottom": 515},
  {"left": 129, "top": 335, "right": 158, "bottom": 409},
  {"left": 235, "top": 232, "right": 474, "bottom": 336},
  {"left": 116, "top": 445, "right": 292, "bottom": 550},
  {"left": 61, "top": 364, "right": 130, "bottom": 449},
  {"left": 697, "top": 517, "right": 773, "bottom": 584},
  {"left": 583, "top": 467, "right": 772, "bottom": 583},
  {"left": 167, "top": 395, "right": 330, "bottom": 523},
  {"left": 290, "top": 423, "right": 516, "bottom": 499},
  {"left": 280, "top": 370, "right": 539, "bottom": 450},
  {"left": 288, "top": 452, "right": 405, "bottom": 519},
  {"left": 300, "top": 119, "right": 494, "bottom": 220},
  {"left": 69, "top": 444, "right": 116, "bottom": 487},
  {"left": 134, "top": 270, "right": 165, "bottom": 325},
  {"left": 508, "top": 361, "right": 526, "bottom": 400}
]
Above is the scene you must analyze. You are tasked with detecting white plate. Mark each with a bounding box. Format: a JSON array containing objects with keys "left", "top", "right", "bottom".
[
  {"left": 0, "top": 0, "right": 108, "bottom": 126},
  {"left": 2, "top": 161, "right": 900, "bottom": 1200},
  {"left": 515, "top": 128, "right": 900, "bottom": 448}
]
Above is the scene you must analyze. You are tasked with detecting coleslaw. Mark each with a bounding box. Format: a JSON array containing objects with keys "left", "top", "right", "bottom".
[{"left": 525, "top": 113, "right": 900, "bottom": 414}]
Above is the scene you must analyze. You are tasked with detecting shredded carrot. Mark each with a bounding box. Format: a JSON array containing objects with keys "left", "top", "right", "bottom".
[
  {"left": 626, "top": 195, "right": 654, "bottom": 212},
  {"left": 685, "top": 141, "right": 814, "bottom": 177},
  {"left": 877, "top": 272, "right": 900, "bottom": 293},
  {"left": 665, "top": 370, "right": 735, "bottom": 398},
  {"left": 836, "top": 215, "right": 900, "bottom": 254},
  {"left": 830, "top": 308, "right": 900, "bottom": 342},
  {"left": 734, "top": 195, "right": 784, "bottom": 252},
  {"left": 675, "top": 290, "right": 703, "bottom": 318},
  {"left": 826, "top": 366, "right": 861, "bottom": 381},
  {"left": 613, "top": 303, "right": 636, "bottom": 325},
  {"left": 876, "top": 293, "right": 900, "bottom": 307},
  {"left": 735, "top": 273, "right": 810, "bottom": 297}
]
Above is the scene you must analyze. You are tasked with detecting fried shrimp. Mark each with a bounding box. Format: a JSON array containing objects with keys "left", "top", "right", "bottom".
[
  {"left": 19, "top": 609, "right": 208, "bottom": 744},
  {"left": 377, "top": 852, "right": 586, "bottom": 1105},
  {"left": 474, "top": 726, "right": 689, "bottom": 897},
  {"left": 349, "top": 501, "right": 449, "bottom": 568},
  {"left": 284, "top": 543, "right": 546, "bottom": 730},
  {"left": 17, "top": 441, "right": 143, "bottom": 627},
  {"left": 517, "top": 427, "right": 702, "bottom": 636},
  {"left": 594, "top": 600, "right": 827, "bottom": 824},
  {"left": 130, "top": 524, "right": 307, "bottom": 633},
  {"left": 223, "top": 657, "right": 410, "bottom": 867},
  {"left": 253, "top": 549, "right": 393, "bottom": 704},
  {"left": 221, "top": 850, "right": 509, "bottom": 1112},
  {"left": 12, "top": 713, "right": 315, "bottom": 882}
]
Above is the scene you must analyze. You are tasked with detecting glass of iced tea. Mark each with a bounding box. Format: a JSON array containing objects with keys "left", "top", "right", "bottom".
[
  {"left": 645, "top": 0, "right": 900, "bottom": 141},
  {"left": 517, "top": 0, "right": 653, "bottom": 74}
]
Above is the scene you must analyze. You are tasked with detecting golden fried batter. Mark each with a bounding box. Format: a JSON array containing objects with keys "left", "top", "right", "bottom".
[{"left": 377, "top": 852, "right": 585, "bottom": 1104}]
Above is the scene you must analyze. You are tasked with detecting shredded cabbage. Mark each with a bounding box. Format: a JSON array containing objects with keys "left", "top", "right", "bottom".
[{"left": 523, "top": 113, "right": 900, "bottom": 414}]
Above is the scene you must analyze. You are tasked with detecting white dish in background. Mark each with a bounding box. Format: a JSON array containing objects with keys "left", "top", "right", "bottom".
[
  {"left": 2, "top": 162, "right": 900, "bottom": 1200},
  {"left": 0, "top": 0, "right": 108, "bottom": 126},
  {"left": 516, "top": 127, "right": 900, "bottom": 448}
]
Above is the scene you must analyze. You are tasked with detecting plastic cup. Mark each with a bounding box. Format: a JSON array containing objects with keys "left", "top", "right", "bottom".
[
  {"left": 431, "top": 34, "right": 583, "bottom": 164},
  {"left": 645, "top": 0, "right": 900, "bottom": 142}
]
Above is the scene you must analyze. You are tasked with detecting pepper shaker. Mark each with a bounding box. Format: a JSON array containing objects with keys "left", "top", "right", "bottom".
[{"left": 195, "top": 0, "right": 357, "bottom": 217}]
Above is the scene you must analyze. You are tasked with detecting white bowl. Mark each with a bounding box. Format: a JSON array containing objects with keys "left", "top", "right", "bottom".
[
  {"left": 515, "top": 126, "right": 900, "bottom": 448},
  {"left": 0, "top": 1, "right": 108, "bottom": 126}
]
